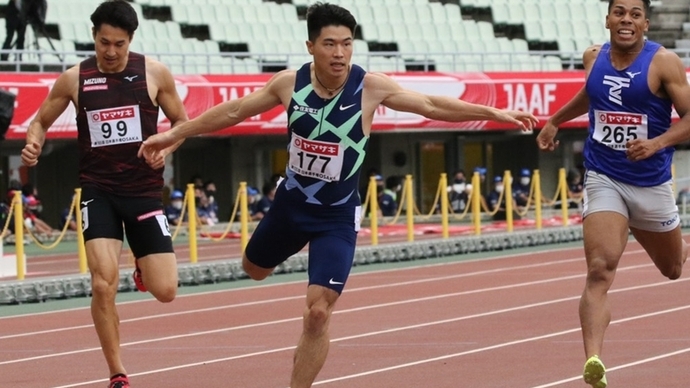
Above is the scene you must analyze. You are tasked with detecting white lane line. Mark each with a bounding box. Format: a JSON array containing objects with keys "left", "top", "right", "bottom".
[{"left": 531, "top": 347, "right": 690, "bottom": 387}]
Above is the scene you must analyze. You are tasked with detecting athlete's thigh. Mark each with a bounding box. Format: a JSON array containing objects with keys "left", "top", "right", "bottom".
[
  {"left": 582, "top": 171, "right": 629, "bottom": 266},
  {"left": 85, "top": 238, "right": 123, "bottom": 283},
  {"left": 583, "top": 211, "right": 629, "bottom": 268},
  {"left": 117, "top": 195, "right": 173, "bottom": 259},
  {"left": 307, "top": 226, "right": 357, "bottom": 295},
  {"left": 245, "top": 202, "right": 310, "bottom": 269},
  {"left": 630, "top": 226, "right": 684, "bottom": 269}
]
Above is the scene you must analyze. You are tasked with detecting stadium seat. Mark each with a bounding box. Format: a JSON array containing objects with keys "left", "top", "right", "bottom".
[
  {"left": 444, "top": 3, "right": 463, "bottom": 23},
  {"left": 429, "top": 3, "right": 448, "bottom": 24}
]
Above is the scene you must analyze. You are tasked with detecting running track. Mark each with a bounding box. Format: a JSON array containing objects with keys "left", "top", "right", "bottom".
[{"left": 1, "top": 241, "right": 689, "bottom": 387}]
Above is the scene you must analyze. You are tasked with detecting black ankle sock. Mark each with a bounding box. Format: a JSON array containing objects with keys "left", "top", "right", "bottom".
[{"left": 110, "top": 373, "right": 127, "bottom": 380}]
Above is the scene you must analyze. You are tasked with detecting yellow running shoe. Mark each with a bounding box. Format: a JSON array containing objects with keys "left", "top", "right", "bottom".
[{"left": 583, "top": 355, "right": 607, "bottom": 388}]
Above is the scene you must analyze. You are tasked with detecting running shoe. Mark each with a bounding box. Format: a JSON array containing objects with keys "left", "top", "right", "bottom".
[
  {"left": 583, "top": 355, "right": 607, "bottom": 388},
  {"left": 132, "top": 261, "right": 147, "bottom": 293},
  {"left": 108, "top": 375, "right": 130, "bottom": 388}
]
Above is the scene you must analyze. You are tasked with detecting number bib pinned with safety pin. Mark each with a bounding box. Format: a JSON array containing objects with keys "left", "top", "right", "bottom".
[
  {"left": 592, "top": 110, "right": 648, "bottom": 151},
  {"left": 288, "top": 133, "right": 344, "bottom": 182},
  {"left": 86, "top": 104, "right": 143, "bottom": 148}
]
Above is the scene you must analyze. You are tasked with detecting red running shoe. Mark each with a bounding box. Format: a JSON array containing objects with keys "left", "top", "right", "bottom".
[
  {"left": 133, "top": 261, "right": 147, "bottom": 292},
  {"left": 108, "top": 375, "right": 130, "bottom": 388}
]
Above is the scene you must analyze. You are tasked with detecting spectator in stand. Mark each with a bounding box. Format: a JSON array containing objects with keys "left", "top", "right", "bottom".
[
  {"left": 487, "top": 175, "right": 518, "bottom": 221},
  {"left": 1, "top": 0, "right": 27, "bottom": 61},
  {"left": 189, "top": 174, "right": 204, "bottom": 190},
  {"left": 254, "top": 181, "right": 276, "bottom": 220},
  {"left": 196, "top": 187, "right": 218, "bottom": 225},
  {"left": 567, "top": 168, "right": 584, "bottom": 209},
  {"left": 247, "top": 186, "right": 261, "bottom": 221},
  {"left": 59, "top": 194, "right": 78, "bottom": 231},
  {"left": 164, "top": 189, "right": 185, "bottom": 226},
  {"left": 204, "top": 179, "right": 219, "bottom": 216},
  {"left": 446, "top": 169, "right": 470, "bottom": 213},
  {"left": 379, "top": 175, "right": 401, "bottom": 217},
  {"left": 513, "top": 168, "right": 532, "bottom": 210},
  {"left": 20, "top": 183, "right": 54, "bottom": 236},
  {"left": 21, "top": 183, "right": 42, "bottom": 218}
]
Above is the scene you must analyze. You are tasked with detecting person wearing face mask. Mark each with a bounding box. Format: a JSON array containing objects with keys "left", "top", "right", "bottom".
[
  {"left": 204, "top": 180, "right": 219, "bottom": 216},
  {"left": 165, "top": 189, "right": 185, "bottom": 226},
  {"left": 513, "top": 168, "right": 532, "bottom": 210},
  {"left": 487, "top": 175, "right": 514, "bottom": 221},
  {"left": 446, "top": 169, "right": 470, "bottom": 213}
]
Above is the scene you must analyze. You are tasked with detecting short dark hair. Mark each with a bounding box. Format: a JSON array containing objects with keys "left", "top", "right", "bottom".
[
  {"left": 91, "top": 0, "right": 139, "bottom": 37},
  {"left": 607, "top": 0, "right": 651, "bottom": 16},
  {"left": 305, "top": 2, "right": 357, "bottom": 42}
]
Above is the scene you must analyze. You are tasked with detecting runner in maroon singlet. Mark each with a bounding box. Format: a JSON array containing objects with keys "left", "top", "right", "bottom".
[{"left": 20, "top": 1, "right": 188, "bottom": 387}]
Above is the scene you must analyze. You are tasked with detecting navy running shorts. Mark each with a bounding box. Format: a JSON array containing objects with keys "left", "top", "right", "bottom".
[{"left": 245, "top": 195, "right": 360, "bottom": 294}]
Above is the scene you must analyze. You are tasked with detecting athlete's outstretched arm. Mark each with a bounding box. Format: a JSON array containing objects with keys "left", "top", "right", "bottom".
[
  {"left": 537, "top": 46, "right": 598, "bottom": 152},
  {"left": 366, "top": 72, "right": 537, "bottom": 130},
  {"left": 537, "top": 86, "right": 590, "bottom": 151},
  {"left": 22, "top": 67, "right": 78, "bottom": 166},
  {"left": 139, "top": 70, "right": 291, "bottom": 155}
]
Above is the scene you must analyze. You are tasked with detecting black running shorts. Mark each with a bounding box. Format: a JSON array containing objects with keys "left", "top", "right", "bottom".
[{"left": 79, "top": 186, "right": 174, "bottom": 259}]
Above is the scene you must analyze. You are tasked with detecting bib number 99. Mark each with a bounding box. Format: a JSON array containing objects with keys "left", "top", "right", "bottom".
[{"left": 101, "top": 121, "right": 127, "bottom": 139}]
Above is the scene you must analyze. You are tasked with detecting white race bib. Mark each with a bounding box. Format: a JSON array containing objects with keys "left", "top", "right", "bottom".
[
  {"left": 288, "top": 134, "right": 343, "bottom": 182},
  {"left": 592, "top": 110, "right": 648, "bottom": 151},
  {"left": 86, "top": 104, "right": 143, "bottom": 148}
]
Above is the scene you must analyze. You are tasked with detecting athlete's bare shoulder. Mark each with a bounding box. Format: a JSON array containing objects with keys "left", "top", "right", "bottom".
[
  {"left": 54, "top": 64, "right": 80, "bottom": 100},
  {"left": 582, "top": 44, "right": 601, "bottom": 73},
  {"left": 265, "top": 69, "right": 297, "bottom": 104},
  {"left": 651, "top": 46, "right": 683, "bottom": 67},
  {"left": 143, "top": 55, "right": 173, "bottom": 82}
]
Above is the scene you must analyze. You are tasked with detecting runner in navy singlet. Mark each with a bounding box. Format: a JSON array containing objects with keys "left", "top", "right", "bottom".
[
  {"left": 20, "top": 1, "right": 188, "bottom": 387},
  {"left": 139, "top": 3, "right": 537, "bottom": 387},
  {"left": 537, "top": 1, "right": 690, "bottom": 386}
]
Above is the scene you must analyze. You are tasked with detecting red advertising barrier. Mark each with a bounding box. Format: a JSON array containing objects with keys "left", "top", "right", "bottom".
[{"left": 0, "top": 70, "right": 607, "bottom": 140}]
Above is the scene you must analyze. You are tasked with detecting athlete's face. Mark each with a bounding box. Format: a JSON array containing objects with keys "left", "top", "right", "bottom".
[
  {"left": 93, "top": 24, "right": 132, "bottom": 73},
  {"left": 306, "top": 25, "right": 353, "bottom": 78},
  {"left": 605, "top": 0, "right": 649, "bottom": 51}
]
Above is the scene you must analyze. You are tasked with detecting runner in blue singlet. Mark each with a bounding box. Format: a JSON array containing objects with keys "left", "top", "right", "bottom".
[{"left": 537, "top": 1, "right": 690, "bottom": 387}]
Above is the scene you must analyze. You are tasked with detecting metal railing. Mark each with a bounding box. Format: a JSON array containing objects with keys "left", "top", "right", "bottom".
[{"left": 0, "top": 48, "right": 588, "bottom": 73}]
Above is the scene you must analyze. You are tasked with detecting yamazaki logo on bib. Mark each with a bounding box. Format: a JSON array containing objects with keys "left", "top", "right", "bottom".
[
  {"left": 293, "top": 137, "right": 338, "bottom": 156},
  {"left": 597, "top": 112, "right": 643, "bottom": 125},
  {"left": 90, "top": 107, "right": 136, "bottom": 122}
]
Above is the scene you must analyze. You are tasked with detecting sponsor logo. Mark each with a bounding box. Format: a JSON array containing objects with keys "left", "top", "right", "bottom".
[
  {"left": 602, "top": 75, "right": 630, "bottom": 106},
  {"left": 293, "top": 137, "right": 338, "bottom": 156},
  {"left": 124, "top": 75, "right": 138, "bottom": 82},
  {"left": 625, "top": 71, "right": 641, "bottom": 79},
  {"left": 328, "top": 278, "right": 344, "bottom": 285},
  {"left": 293, "top": 104, "right": 318, "bottom": 114},
  {"left": 90, "top": 107, "right": 136, "bottom": 122},
  {"left": 660, "top": 214, "right": 678, "bottom": 227},
  {"left": 84, "top": 77, "right": 107, "bottom": 85},
  {"left": 81, "top": 199, "right": 94, "bottom": 206},
  {"left": 339, "top": 103, "right": 355, "bottom": 111}
]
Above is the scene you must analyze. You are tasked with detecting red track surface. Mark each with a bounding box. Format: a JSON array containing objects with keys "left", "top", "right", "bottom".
[{"left": 2, "top": 240, "right": 690, "bottom": 387}]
